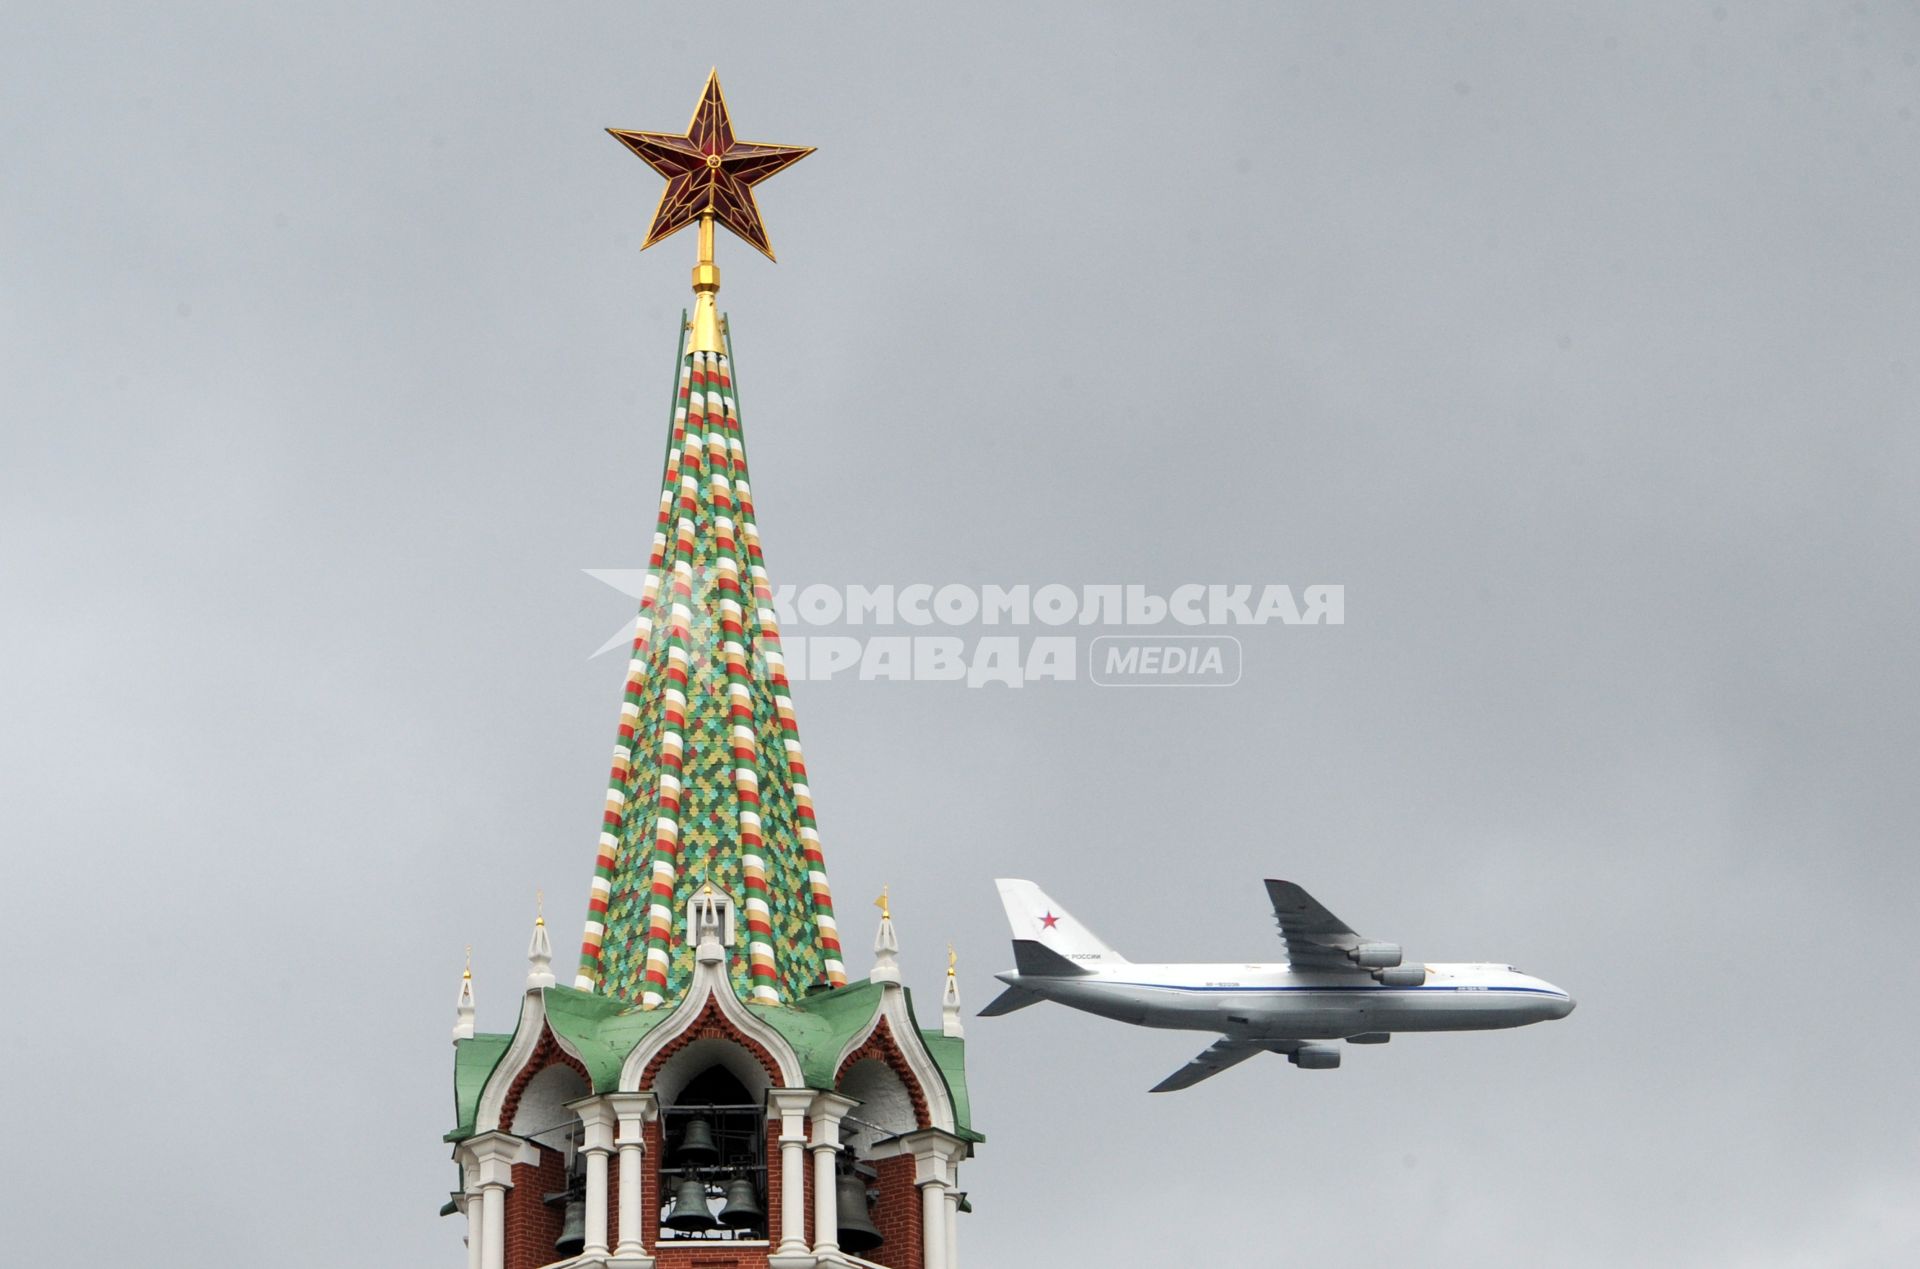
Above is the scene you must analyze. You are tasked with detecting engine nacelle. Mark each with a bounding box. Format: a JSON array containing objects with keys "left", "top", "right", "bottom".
[
  {"left": 1288, "top": 1044, "right": 1342, "bottom": 1070},
  {"left": 1349, "top": 942, "right": 1403, "bottom": 969},
  {"left": 1374, "top": 965, "right": 1426, "bottom": 987}
]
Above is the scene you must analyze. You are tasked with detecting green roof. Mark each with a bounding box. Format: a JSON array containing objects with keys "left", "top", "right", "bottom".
[
  {"left": 760, "top": 979, "right": 888, "bottom": 1087},
  {"left": 921, "top": 1030, "right": 981, "bottom": 1143},
  {"left": 543, "top": 984, "right": 677, "bottom": 1091},
  {"left": 446, "top": 1033, "right": 512, "bottom": 1142},
  {"left": 447, "top": 982, "right": 978, "bottom": 1143}
]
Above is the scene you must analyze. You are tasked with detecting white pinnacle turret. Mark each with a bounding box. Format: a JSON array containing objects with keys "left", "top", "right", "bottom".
[
  {"left": 694, "top": 886, "right": 725, "bottom": 966},
  {"left": 870, "top": 886, "right": 901, "bottom": 986},
  {"left": 526, "top": 894, "right": 556, "bottom": 990},
  {"left": 942, "top": 943, "right": 964, "bottom": 1038},
  {"left": 452, "top": 947, "right": 476, "bottom": 1043}
]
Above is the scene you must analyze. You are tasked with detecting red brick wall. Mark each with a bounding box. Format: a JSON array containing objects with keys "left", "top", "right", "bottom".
[
  {"left": 607, "top": 1149, "right": 622, "bottom": 1252},
  {"left": 643, "top": 1118, "right": 665, "bottom": 1250},
  {"left": 864, "top": 1155, "right": 923, "bottom": 1269},
  {"left": 762, "top": 1119, "right": 786, "bottom": 1247},
  {"left": 503, "top": 1144, "right": 568, "bottom": 1269},
  {"left": 803, "top": 1123, "right": 815, "bottom": 1251},
  {"left": 649, "top": 1250, "right": 767, "bottom": 1268}
]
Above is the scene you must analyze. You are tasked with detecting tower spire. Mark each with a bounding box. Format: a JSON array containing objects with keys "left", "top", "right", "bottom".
[
  {"left": 442, "top": 83, "right": 983, "bottom": 1269},
  {"left": 580, "top": 84, "right": 840, "bottom": 1007}
]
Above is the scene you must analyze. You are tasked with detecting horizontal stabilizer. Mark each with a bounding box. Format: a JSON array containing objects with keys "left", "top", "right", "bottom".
[
  {"left": 977, "top": 985, "right": 1044, "bottom": 1018},
  {"left": 1012, "top": 939, "right": 1090, "bottom": 978}
]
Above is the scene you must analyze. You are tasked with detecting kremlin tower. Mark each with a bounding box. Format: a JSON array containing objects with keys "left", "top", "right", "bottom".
[{"left": 441, "top": 74, "right": 979, "bottom": 1269}]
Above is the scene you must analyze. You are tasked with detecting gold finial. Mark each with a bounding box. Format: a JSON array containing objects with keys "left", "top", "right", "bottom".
[
  {"left": 689, "top": 213, "right": 723, "bottom": 354},
  {"left": 875, "top": 886, "right": 890, "bottom": 921},
  {"left": 535, "top": 889, "right": 545, "bottom": 927},
  {"left": 947, "top": 942, "right": 957, "bottom": 978},
  {"left": 464, "top": 945, "right": 473, "bottom": 980}
]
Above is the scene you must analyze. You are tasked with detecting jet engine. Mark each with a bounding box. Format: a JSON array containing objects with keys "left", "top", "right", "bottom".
[
  {"left": 1349, "top": 942, "right": 1403, "bottom": 968},
  {"left": 1288, "top": 1044, "right": 1342, "bottom": 1070},
  {"left": 1374, "top": 965, "right": 1426, "bottom": 987}
]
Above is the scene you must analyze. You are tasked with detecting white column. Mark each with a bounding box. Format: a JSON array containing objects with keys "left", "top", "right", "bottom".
[
  {"left": 919, "top": 1179, "right": 949, "bottom": 1269},
  {"left": 582, "top": 1145, "right": 612, "bottom": 1256},
  {"left": 902, "top": 1129, "right": 967, "bottom": 1269},
  {"left": 570, "top": 1095, "right": 621, "bottom": 1260},
  {"left": 606, "top": 1091, "right": 658, "bottom": 1263},
  {"left": 944, "top": 1187, "right": 961, "bottom": 1269},
  {"left": 463, "top": 1192, "right": 483, "bottom": 1269},
  {"left": 811, "top": 1140, "right": 839, "bottom": 1256},
  {"left": 616, "top": 1137, "right": 642, "bottom": 1253},
  {"left": 768, "top": 1089, "right": 814, "bottom": 1256},
  {"left": 808, "top": 1092, "right": 858, "bottom": 1256},
  {"left": 460, "top": 1132, "right": 534, "bottom": 1269},
  {"left": 480, "top": 1184, "right": 506, "bottom": 1269}
]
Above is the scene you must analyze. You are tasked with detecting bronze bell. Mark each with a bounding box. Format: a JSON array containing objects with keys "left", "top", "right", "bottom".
[
  {"left": 553, "top": 1195, "right": 586, "bottom": 1256},
  {"left": 835, "top": 1172, "right": 884, "bottom": 1253},
  {"left": 717, "top": 1176, "right": 764, "bottom": 1229},
  {"left": 675, "top": 1116, "right": 720, "bottom": 1165},
  {"left": 664, "top": 1175, "right": 720, "bottom": 1232},
  {"left": 543, "top": 1186, "right": 587, "bottom": 1257}
]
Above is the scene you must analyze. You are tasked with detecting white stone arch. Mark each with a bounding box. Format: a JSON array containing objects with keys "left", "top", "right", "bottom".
[
  {"left": 474, "top": 990, "right": 592, "bottom": 1135},
  {"left": 618, "top": 973, "right": 802, "bottom": 1092},
  {"left": 837, "top": 1057, "right": 917, "bottom": 1155},
  {"left": 510, "top": 1063, "right": 590, "bottom": 1151},
  {"left": 831, "top": 999, "right": 957, "bottom": 1136},
  {"left": 650, "top": 1035, "right": 776, "bottom": 1108}
]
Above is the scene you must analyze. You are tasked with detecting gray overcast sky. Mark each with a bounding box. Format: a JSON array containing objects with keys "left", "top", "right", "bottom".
[{"left": 4, "top": 2, "right": 1918, "bottom": 1265}]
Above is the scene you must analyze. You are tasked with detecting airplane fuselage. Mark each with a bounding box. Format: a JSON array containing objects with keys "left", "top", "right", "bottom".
[{"left": 998, "top": 960, "right": 1575, "bottom": 1041}]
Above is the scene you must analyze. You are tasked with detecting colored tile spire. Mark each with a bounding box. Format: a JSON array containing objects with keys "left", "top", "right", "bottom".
[
  {"left": 580, "top": 76, "right": 838, "bottom": 1008},
  {"left": 574, "top": 342, "right": 846, "bottom": 1007}
]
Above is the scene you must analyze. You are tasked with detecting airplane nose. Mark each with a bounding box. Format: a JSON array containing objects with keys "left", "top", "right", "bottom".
[{"left": 1551, "top": 995, "right": 1576, "bottom": 1019}]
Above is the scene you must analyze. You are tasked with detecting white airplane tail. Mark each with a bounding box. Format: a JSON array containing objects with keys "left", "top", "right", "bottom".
[{"left": 994, "top": 879, "right": 1129, "bottom": 968}]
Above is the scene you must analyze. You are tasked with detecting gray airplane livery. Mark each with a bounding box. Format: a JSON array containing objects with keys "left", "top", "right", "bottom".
[{"left": 982, "top": 878, "right": 1575, "bottom": 1091}]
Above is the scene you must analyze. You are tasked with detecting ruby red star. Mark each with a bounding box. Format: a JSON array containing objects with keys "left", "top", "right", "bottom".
[
  {"left": 609, "top": 70, "right": 814, "bottom": 261},
  {"left": 1040, "top": 912, "right": 1060, "bottom": 930}
]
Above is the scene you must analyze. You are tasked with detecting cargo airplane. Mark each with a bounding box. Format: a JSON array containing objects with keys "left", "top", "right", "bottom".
[{"left": 982, "top": 878, "right": 1574, "bottom": 1091}]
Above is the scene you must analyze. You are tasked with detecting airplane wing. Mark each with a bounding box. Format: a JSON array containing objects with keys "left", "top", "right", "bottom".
[
  {"left": 1264, "top": 879, "right": 1374, "bottom": 973},
  {"left": 1150, "top": 1038, "right": 1303, "bottom": 1093}
]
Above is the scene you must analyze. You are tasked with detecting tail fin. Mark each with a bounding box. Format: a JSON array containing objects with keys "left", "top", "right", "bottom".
[{"left": 994, "top": 879, "right": 1129, "bottom": 968}]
